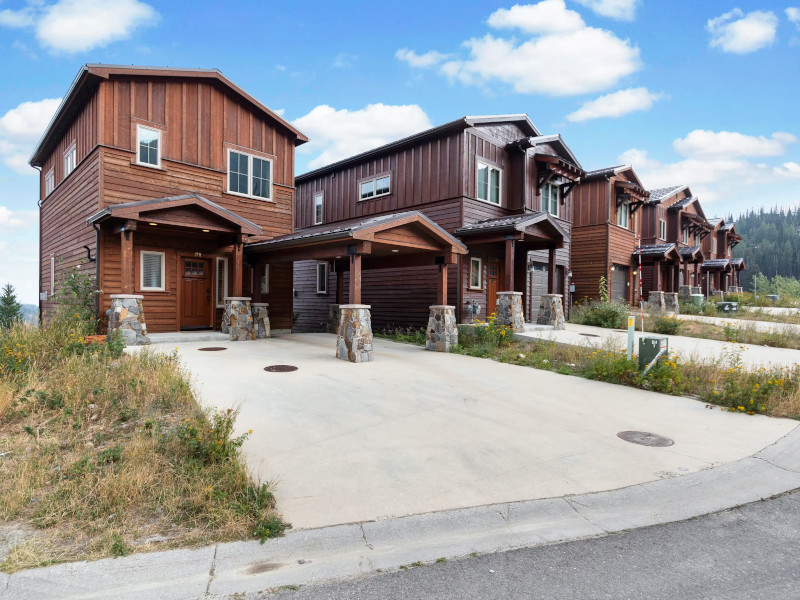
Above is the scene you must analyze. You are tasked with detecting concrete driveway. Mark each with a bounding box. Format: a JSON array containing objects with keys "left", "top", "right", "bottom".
[{"left": 158, "top": 334, "right": 795, "bottom": 530}]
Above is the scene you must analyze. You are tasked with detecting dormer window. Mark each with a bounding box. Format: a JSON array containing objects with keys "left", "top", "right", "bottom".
[
  {"left": 542, "top": 181, "right": 559, "bottom": 217},
  {"left": 477, "top": 162, "right": 501, "bottom": 205},
  {"left": 64, "top": 142, "right": 76, "bottom": 177},
  {"left": 136, "top": 125, "right": 161, "bottom": 168}
]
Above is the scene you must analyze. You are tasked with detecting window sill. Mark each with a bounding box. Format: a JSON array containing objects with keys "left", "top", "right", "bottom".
[
  {"left": 316, "top": 292, "right": 329, "bottom": 296},
  {"left": 358, "top": 192, "right": 391, "bottom": 202},
  {"left": 131, "top": 160, "right": 166, "bottom": 171},
  {"left": 224, "top": 190, "right": 275, "bottom": 203},
  {"left": 138, "top": 289, "right": 168, "bottom": 293},
  {"left": 468, "top": 286, "right": 483, "bottom": 291},
  {"left": 472, "top": 196, "right": 502, "bottom": 208}
]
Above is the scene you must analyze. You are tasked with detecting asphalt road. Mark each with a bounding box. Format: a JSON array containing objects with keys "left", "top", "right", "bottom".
[{"left": 259, "top": 490, "right": 800, "bottom": 600}]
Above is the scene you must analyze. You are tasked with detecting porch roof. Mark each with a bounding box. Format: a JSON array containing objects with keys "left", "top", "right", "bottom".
[
  {"left": 702, "top": 258, "right": 732, "bottom": 271},
  {"left": 730, "top": 257, "right": 746, "bottom": 269},
  {"left": 678, "top": 245, "right": 704, "bottom": 261},
  {"left": 87, "top": 193, "right": 262, "bottom": 236},
  {"left": 633, "top": 243, "right": 681, "bottom": 262},
  {"left": 454, "top": 211, "right": 570, "bottom": 245}
]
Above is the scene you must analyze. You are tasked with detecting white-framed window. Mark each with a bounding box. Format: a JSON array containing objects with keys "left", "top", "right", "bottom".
[
  {"left": 44, "top": 169, "right": 54, "bottom": 196},
  {"left": 477, "top": 162, "right": 501, "bottom": 205},
  {"left": 215, "top": 257, "right": 228, "bottom": 307},
  {"left": 227, "top": 149, "right": 273, "bottom": 200},
  {"left": 140, "top": 251, "right": 165, "bottom": 291},
  {"left": 712, "top": 237, "right": 718, "bottom": 254},
  {"left": 64, "top": 142, "right": 76, "bottom": 177},
  {"left": 136, "top": 124, "right": 161, "bottom": 168},
  {"left": 316, "top": 262, "right": 328, "bottom": 294},
  {"left": 469, "top": 257, "right": 482, "bottom": 289},
  {"left": 682, "top": 227, "right": 689, "bottom": 244},
  {"left": 314, "top": 192, "right": 323, "bottom": 225},
  {"left": 659, "top": 219, "right": 667, "bottom": 240},
  {"left": 261, "top": 264, "right": 270, "bottom": 295},
  {"left": 541, "top": 181, "right": 559, "bottom": 217},
  {"left": 359, "top": 174, "right": 391, "bottom": 201},
  {"left": 616, "top": 202, "right": 630, "bottom": 229}
]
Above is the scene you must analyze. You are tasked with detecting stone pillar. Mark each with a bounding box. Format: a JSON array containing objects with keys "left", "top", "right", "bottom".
[
  {"left": 251, "top": 302, "right": 270, "bottom": 339},
  {"left": 664, "top": 292, "right": 680, "bottom": 314},
  {"left": 713, "top": 290, "right": 725, "bottom": 301},
  {"left": 536, "top": 294, "right": 565, "bottom": 330},
  {"left": 648, "top": 291, "right": 666, "bottom": 312},
  {"left": 679, "top": 285, "right": 691, "bottom": 302},
  {"left": 426, "top": 305, "right": 458, "bottom": 352},
  {"left": 496, "top": 291, "right": 525, "bottom": 333},
  {"left": 328, "top": 304, "right": 341, "bottom": 334},
  {"left": 223, "top": 297, "right": 254, "bottom": 341},
  {"left": 690, "top": 286, "right": 702, "bottom": 295},
  {"left": 336, "top": 304, "right": 373, "bottom": 363},
  {"left": 107, "top": 294, "right": 150, "bottom": 346}
]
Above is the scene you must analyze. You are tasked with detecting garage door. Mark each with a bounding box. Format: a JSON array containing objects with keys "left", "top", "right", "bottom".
[
  {"left": 611, "top": 265, "right": 629, "bottom": 303},
  {"left": 529, "top": 263, "right": 548, "bottom": 317}
]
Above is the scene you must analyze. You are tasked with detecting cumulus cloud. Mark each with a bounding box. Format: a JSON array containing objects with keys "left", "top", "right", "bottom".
[
  {"left": 395, "top": 48, "right": 450, "bottom": 68},
  {"left": 774, "top": 162, "right": 800, "bottom": 179},
  {"left": 0, "top": 206, "right": 37, "bottom": 232},
  {"left": 0, "top": 0, "right": 158, "bottom": 53},
  {"left": 787, "top": 7, "right": 800, "bottom": 29},
  {"left": 707, "top": 8, "right": 778, "bottom": 54},
  {"left": 293, "top": 104, "right": 433, "bottom": 170},
  {"left": 573, "top": 0, "right": 639, "bottom": 21},
  {"left": 396, "top": 0, "right": 641, "bottom": 96},
  {"left": 0, "top": 97, "right": 62, "bottom": 174},
  {"left": 673, "top": 130, "right": 796, "bottom": 159},
  {"left": 566, "top": 87, "right": 663, "bottom": 122}
]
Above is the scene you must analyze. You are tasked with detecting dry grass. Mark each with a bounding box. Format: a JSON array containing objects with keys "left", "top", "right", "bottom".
[
  {"left": 0, "top": 322, "right": 287, "bottom": 573},
  {"left": 641, "top": 316, "right": 800, "bottom": 350}
]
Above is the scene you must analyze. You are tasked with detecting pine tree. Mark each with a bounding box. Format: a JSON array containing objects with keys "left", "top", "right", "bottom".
[{"left": 0, "top": 283, "right": 23, "bottom": 329}]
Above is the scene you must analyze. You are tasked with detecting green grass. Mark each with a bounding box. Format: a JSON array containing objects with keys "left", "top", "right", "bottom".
[{"left": 374, "top": 326, "right": 427, "bottom": 346}]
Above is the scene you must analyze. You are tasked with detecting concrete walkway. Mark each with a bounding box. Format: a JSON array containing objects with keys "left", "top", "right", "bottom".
[
  {"left": 518, "top": 322, "right": 800, "bottom": 369},
  {"left": 743, "top": 306, "right": 800, "bottom": 316},
  {"left": 675, "top": 313, "right": 800, "bottom": 334}
]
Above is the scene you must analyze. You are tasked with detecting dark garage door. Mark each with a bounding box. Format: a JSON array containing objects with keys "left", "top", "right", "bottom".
[
  {"left": 611, "top": 265, "right": 629, "bottom": 303},
  {"left": 529, "top": 263, "right": 548, "bottom": 317}
]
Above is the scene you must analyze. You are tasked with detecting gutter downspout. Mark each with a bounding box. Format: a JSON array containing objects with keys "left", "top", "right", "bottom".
[
  {"left": 92, "top": 222, "right": 101, "bottom": 325},
  {"left": 456, "top": 254, "right": 462, "bottom": 324},
  {"left": 35, "top": 166, "right": 43, "bottom": 325}
]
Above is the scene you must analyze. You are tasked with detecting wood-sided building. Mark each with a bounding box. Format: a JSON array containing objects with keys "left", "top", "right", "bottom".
[
  {"left": 31, "top": 64, "right": 307, "bottom": 332},
  {"left": 701, "top": 218, "right": 744, "bottom": 293},
  {"left": 571, "top": 165, "right": 648, "bottom": 304},
  {"left": 287, "top": 115, "right": 583, "bottom": 330}
]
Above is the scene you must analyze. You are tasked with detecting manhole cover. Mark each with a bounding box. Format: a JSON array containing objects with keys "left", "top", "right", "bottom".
[
  {"left": 617, "top": 431, "right": 674, "bottom": 447},
  {"left": 264, "top": 365, "right": 298, "bottom": 372},
  {"left": 198, "top": 347, "right": 227, "bottom": 352},
  {"left": 580, "top": 333, "right": 601, "bottom": 338}
]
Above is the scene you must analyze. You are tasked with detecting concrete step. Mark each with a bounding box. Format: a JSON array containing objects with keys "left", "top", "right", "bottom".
[{"left": 147, "top": 331, "right": 229, "bottom": 345}]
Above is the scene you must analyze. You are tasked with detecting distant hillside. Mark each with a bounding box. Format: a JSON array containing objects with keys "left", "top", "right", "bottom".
[
  {"left": 734, "top": 208, "right": 800, "bottom": 289},
  {"left": 21, "top": 304, "right": 38, "bottom": 325}
]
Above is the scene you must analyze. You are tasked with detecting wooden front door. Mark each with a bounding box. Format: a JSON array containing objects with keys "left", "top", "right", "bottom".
[
  {"left": 181, "top": 258, "right": 212, "bottom": 330},
  {"left": 486, "top": 260, "right": 503, "bottom": 316}
]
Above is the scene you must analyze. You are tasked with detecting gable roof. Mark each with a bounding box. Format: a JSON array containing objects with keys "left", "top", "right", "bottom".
[
  {"left": 296, "top": 114, "right": 541, "bottom": 182},
  {"left": 525, "top": 134, "right": 583, "bottom": 171},
  {"left": 668, "top": 196, "right": 697, "bottom": 210},
  {"left": 708, "top": 217, "right": 724, "bottom": 228},
  {"left": 454, "top": 211, "right": 570, "bottom": 243},
  {"left": 634, "top": 243, "right": 677, "bottom": 256},
  {"left": 30, "top": 64, "right": 308, "bottom": 168},
  {"left": 648, "top": 185, "right": 689, "bottom": 203}
]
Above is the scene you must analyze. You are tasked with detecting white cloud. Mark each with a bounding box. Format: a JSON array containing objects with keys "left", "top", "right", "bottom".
[
  {"left": 774, "top": 162, "right": 800, "bottom": 179},
  {"left": 399, "top": 1, "right": 641, "bottom": 96},
  {"left": 333, "top": 53, "right": 356, "bottom": 68},
  {"left": 787, "top": 7, "right": 800, "bottom": 29},
  {"left": 0, "top": 206, "right": 37, "bottom": 232},
  {"left": 0, "top": 239, "right": 40, "bottom": 304},
  {"left": 673, "top": 130, "right": 796, "bottom": 159},
  {"left": 0, "top": 0, "right": 158, "bottom": 53},
  {"left": 487, "top": 0, "right": 585, "bottom": 34},
  {"left": 707, "top": 8, "right": 778, "bottom": 54},
  {"left": 293, "top": 104, "right": 433, "bottom": 170},
  {"left": 566, "top": 87, "right": 663, "bottom": 122},
  {"left": 574, "top": 0, "right": 639, "bottom": 21},
  {"left": 0, "top": 97, "right": 61, "bottom": 174},
  {"left": 395, "top": 48, "right": 449, "bottom": 68}
]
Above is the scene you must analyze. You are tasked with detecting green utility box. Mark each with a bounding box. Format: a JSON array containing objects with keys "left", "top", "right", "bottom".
[
  {"left": 638, "top": 336, "right": 668, "bottom": 371},
  {"left": 690, "top": 294, "right": 704, "bottom": 306}
]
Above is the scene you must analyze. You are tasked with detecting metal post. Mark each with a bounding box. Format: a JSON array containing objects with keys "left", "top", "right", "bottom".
[{"left": 627, "top": 315, "right": 635, "bottom": 361}]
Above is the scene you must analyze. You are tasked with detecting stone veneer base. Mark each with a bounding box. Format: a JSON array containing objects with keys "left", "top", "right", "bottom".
[
  {"left": 536, "top": 294, "right": 565, "bottom": 330},
  {"left": 252, "top": 302, "right": 270, "bottom": 339},
  {"left": 426, "top": 305, "right": 458, "bottom": 352},
  {"left": 648, "top": 291, "right": 666, "bottom": 313},
  {"left": 664, "top": 292, "right": 680, "bottom": 314},
  {"left": 223, "top": 297, "right": 254, "bottom": 341},
  {"left": 496, "top": 292, "right": 525, "bottom": 333},
  {"left": 107, "top": 294, "right": 150, "bottom": 346},
  {"left": 336, "top": 304, "right": 373, "bottom": 363}
]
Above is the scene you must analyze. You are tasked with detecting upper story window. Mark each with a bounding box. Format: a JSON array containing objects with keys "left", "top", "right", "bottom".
[
  {"left": 541, "top": 181, "right": 559, "bottom": 217},
  {"left": 712, "top": 236, "right": 718, "bottom": 254},
  {"left": 659, "top": 219, "right": 667, "bottom": 240},
  {"left": 359, "top": 174, "right": 390, "bottom": 201},
  {"left": 682, "top": 227, "right": 689, "bottom": 244},
  {"left": 616, "top": 202, "right": 630, "bottom": 229},
  {"left": 227, "top": 149, "right": 272, "bottom": 200},
  {"left": 136, "top": 125, "right": 161, "bottom": 168},
  {"left": 314, "top": 192, "right": 323, "bottom": 225},
  {"left": 64, "top": 142, "right": 76, "bottom": 178},
  {"left": 44, "top": 169, "right": 54, "bottom": 196},
  {"left": 477, "top": 162, "right": 501, "bottom": 205}
]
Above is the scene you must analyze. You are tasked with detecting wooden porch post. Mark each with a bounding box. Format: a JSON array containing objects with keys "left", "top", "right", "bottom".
[
  {"left": 673, "top": 264, "right": 680, "bottom": 292},
  {"left": 349, "top": 253, "right": 362, "bottom": 304},
  {"left": 547, "top": 245, "right": 557, "bottom": 294},
  {"left": 436, "top": 263, "right": 448, "bottom": 305},
  {"left": 120, "top": 228, "right": 134, "bottom": 294},
  {"left": 504, "top": 237, "right": 515, "bottom": 290},
  {"left": 231, "top": 234, "right": 244, "bottom": 297},
  {"left": 655, "top": 259, "right": 662, "bottom": 291}
]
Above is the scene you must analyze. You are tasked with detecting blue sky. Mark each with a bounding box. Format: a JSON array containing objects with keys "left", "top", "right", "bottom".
[{"left": 1, "top": 0, "right": 799, "bottom": 302}]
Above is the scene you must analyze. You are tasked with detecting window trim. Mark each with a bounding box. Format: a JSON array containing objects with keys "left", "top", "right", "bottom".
[
  {"left": 261, "top": 264, "right": 270, "bottom": 295},
  {"left": 316, "top": 262, "right": 328, "bottom": 294},
  {"left": 135, "top": 124, "right": 162, "bottom": 169},
  {"left": 44, "top": 168, "right": 54, "bottom": 196},
  {"left": 616, "top": 202, "right": 630, "bottom": 229},
  {"left": 358, "top": 172, "right": 392, "bottom": 201},
  {"left": 225, "top": 147, "right": 274, "bottom": 202},
  {"left": 476, "top": 161, "right": 502, "bottom": 206},
  {"left": 682, "top": 227, "right": 689, "bottom": 245},
  {"left": 215, "top": 257, "right": 228, "bottom": 308},
  {"left": 541, "top": 181, "right": 560, "bottom": 217},
  {"left": 712, "top": 237, "right": 718, "bottom": 254},
  {"left": 140, "top": 251, "right": 166, "bottom": 292},
  {"left": 659, "top": 219, "right": 667, "bottom": 240},
  {"left": 63, "top": 141, "right": 77, "bottom": 178},
  {"left": 469, "top": 257, "right": 483, "bottom": 290},
  {"left": 314, "top": 191, "right": 324, "bottom": 225}
]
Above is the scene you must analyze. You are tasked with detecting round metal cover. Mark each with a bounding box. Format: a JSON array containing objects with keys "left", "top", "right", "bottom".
[
  {"left": 617, "top": 431, "right": 674, "bottom": 447},
  {"left": 198, "top": 347, "right": 227, "bottom": 352},
  {"left": 580, "top": 333, "right": 601, "bottom": 338},
  {"left": 264, "top": 365, "right": 298, "bottom": 373}
]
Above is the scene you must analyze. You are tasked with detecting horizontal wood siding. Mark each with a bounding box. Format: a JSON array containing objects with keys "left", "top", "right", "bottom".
[{"left": 570, "top": 224, "right": 607, "bottom": 303}]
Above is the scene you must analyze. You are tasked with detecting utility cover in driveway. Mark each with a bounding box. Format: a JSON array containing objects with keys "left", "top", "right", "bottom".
[
  {"left": 264, "top": 365, "right": 299, "bottom": 372},
  {"left": 617, "top": 431, "right": 674, "bottom": 447}
]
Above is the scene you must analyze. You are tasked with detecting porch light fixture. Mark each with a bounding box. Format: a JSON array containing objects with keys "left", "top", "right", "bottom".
[
  {"left": 149, "top": 222, "right": 157, "bottom": 226},
  {"left": 202, "top": 229, "right": 210, "bottom": 232}
]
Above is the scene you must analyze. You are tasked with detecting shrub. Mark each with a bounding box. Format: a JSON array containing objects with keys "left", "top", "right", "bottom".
[
  {"left": 176, "top": 407, "right": 251, "bottom": 464},
  {"left": 454, "top": 313, "right": 513, "bottom": 357},
  {"left": 570, "top": 300, "right": 628, "bottom": 329},
  {"left": 652, "top": 315, "right": 681, "bottom": 335},
  {"left": 54, "top": 266, "right": 100, "bottom": 333},
  {"left": 375, "top": 326, "right": 427, "bottom": 346}
]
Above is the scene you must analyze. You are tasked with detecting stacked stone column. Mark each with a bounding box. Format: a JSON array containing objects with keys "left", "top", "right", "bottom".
[
  {"left": 664, "top": 292, "right": 680, "bottom": 313},
  {"left": 222, "top": 297, "right": 254, "bottom": 341},
  {"left": 426, "top": 305, "right": 458, "bottom": 352},
  {"left": 496, "top": 291, "right": 525, "bottom": 333},
  {"left": 251, "top": 302, "right": 270, "bottom": 339},
  {"left": 648, "top": 291, "right": 666, "bottom": 312},
  {"left": 336, "top": 304, "right": 373, "bottom": 363},
  {"left": 328, "top": 304, "right": 342, "bottom": 334},
  {"left": 536, "top": 294, "right": 565, "bottom": 330},
  {"left": 107, "top": 294, "right": 150, "bottom": 346}
]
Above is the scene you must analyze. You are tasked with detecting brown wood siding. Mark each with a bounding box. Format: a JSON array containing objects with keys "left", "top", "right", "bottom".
[
  {"left": 570, "top": 223, "right": 607, "bottom": 303},
  {"left": 572, "top": 179, "right": 608, "bottom": 227}
]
